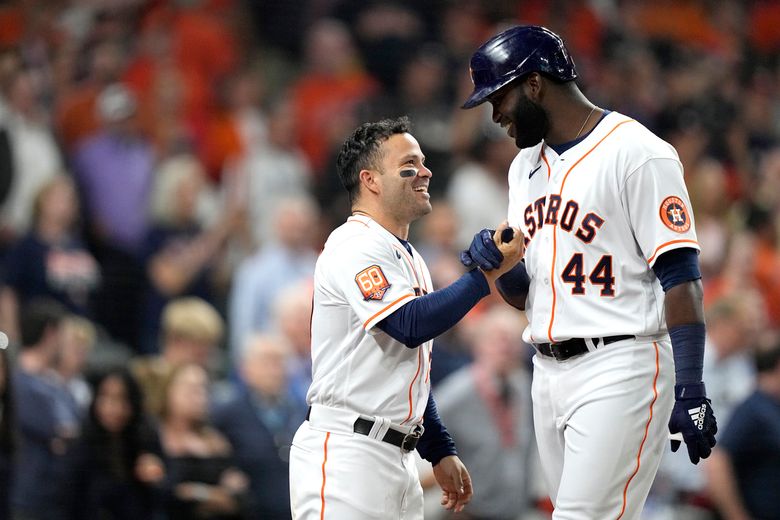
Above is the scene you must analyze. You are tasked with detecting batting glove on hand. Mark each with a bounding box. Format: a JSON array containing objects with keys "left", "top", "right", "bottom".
[
  {"left": 460, "top": 229, "right": 503, "bottom": 270},
  {"left": 668, "top": 383, "right": 718, "bottom": 464}
]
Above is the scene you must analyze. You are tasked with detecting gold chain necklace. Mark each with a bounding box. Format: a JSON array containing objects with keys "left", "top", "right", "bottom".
[{"left": 574, "top": 106, "right": 598, "bottom": 139}]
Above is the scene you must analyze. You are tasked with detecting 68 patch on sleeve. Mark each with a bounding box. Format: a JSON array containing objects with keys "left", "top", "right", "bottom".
[
  {"left": 659, "top": 196, "right": 691, "bottom": 233},
  {"left": 355, "top": 265, "right": 391, "bottom": 301}
]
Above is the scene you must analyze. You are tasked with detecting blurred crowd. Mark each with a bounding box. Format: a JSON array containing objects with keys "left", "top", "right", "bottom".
[{"left": 0, "top": 0, "right": 779, "bottom": 519}]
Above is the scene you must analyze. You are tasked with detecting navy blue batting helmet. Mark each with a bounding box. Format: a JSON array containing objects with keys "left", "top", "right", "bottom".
[{"left": 462, "top": 25, "right": 577, "bottom": 109}]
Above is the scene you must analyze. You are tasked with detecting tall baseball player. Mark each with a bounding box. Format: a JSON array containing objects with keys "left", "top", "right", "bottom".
[
  {"left": 460, "top": 26, "right": 718, "bottom": 519},
  {"left": 288, "top": 117, "right": 524, "bottom": 519}
]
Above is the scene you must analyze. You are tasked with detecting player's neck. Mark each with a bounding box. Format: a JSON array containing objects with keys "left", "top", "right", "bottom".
[
  {"left": 351, "top": 207, "right": 410, "bottom": 240},
  {"left": 545, "top": 95, "right": 600, "bottom": 146}
]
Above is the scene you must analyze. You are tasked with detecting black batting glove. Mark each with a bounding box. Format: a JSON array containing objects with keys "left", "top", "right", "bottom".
[
  {"left": 460, "top": 229, "right": 503, "bottom": 270},
  {"left": 668, "top": 382, "right": 718, "bottom": 464}
]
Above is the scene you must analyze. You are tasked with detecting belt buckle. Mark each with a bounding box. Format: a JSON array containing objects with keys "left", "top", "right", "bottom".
[
  {"left": 401, "top": 425, "right": 422, "bottom": 452},
  {"left": 549, "top": 342, "right": 566, "bottom": 361}
]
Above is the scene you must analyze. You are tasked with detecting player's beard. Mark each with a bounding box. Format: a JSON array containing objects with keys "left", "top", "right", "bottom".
[{"left": 511, "top": 95, "right": 550, "bottom": 149}]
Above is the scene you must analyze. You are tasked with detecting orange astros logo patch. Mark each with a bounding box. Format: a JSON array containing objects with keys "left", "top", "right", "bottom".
[
  {"left": 660, "top": 196, "right": 691, "bottom": 233},
  {"left": 355, "top": 265, "right": 391, "bottom": 301}
]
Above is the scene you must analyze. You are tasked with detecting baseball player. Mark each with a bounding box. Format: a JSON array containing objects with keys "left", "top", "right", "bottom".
[
  {"left": 288, "top": 116, "right": 524, "bottom": 519},
  {"left": 460, "top": 26, "right": 718, "bottom": 519}
]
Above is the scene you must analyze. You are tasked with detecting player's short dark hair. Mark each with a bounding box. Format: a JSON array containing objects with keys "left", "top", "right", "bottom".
[
  {"left": 19, "top": 298, "right": 67, "bottom": 349},
  {"left": 336, "top": 116, "right": 411, "bottom": 205},
  {"left": 755, "top": 340, "right": 780, "bottom": 374}
]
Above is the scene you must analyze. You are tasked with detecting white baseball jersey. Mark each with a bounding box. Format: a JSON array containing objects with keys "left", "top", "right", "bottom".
[
  {"left": 306, "top": 213, "right": 433, "bottom": 426},
  {"left": 507, "top": 111, "right": 699, "bottom": 344},
  {"left": 290, "top": 214, "right": 433, "bottom": 519},
  {"left": 508, "top": 111, "right": 693, "bottom": 519}
]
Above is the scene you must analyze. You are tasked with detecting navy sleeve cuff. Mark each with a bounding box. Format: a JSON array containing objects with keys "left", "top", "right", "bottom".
[{"left": 416, "top": 391, "right": 457, "bottom": 466}]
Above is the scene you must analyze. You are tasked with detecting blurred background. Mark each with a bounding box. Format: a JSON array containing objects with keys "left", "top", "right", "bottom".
[{"left": 0, "top": 0, "right": 779, "bottom": 519}]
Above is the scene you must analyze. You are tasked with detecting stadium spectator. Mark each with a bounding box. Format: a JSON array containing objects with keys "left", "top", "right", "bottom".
[
  {"left": 73, "top": 368, "right": 165, "bottom": 520},
  {"left": 705, "top": 338, "right": 780, "bottom": 520},
  {"left": 53, "top": 315, "right": 97, "bottom": 416},
  {"left": 0, "top": 68, "right": 63, "bottom": 245},
  {"left": 159, "top": 363, "right": 249, "bottom": 520},
  {"left": 447, "top": 129, "right": 514, "bottom": 249},
  {"left": 0, "top": 176, "right": 99, "bottom": 343},
  {"left": 435, "top": 306, "right": 536, "bottom": 520},
  {"left": 203, "top": 68, "right": 268, "bottom": 183},
  {"left": 228, "top": 196, "right": 318, "bottom": 360},
  {"left": 211, "top": 334, "right": 307, "bottom": 519},
  {"left": 132, "top": 297, "right": 224, "bottom": 417},
  {"left": 140, "top": 154, "right": 239, "bottom": 352},
  {"left": 55, "top": 39, "right": 127, "bottom": 152},
  {"left": 235, "top": 97, "right": 312, "bottom": 247},
  {"left": 269, "top": 281, "right": 314, "bottom": 406},
  {"left": 71, "top": 83, "right": 154, "bottom": 347},
  {"left": 290, "top": 18, "right": 378, "bottom": 177},
  {"left": 10, "top": 299, "right": 80, "bottom": 519}
]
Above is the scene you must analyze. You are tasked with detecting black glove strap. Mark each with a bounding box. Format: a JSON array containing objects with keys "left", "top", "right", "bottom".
[{"left": 674, "top": 382, "right": 706, "bottom": 400}]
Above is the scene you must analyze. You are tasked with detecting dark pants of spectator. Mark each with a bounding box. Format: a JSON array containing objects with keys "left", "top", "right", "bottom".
[{"left": 92, "top": 244, "right": 144, "bottom": 350}]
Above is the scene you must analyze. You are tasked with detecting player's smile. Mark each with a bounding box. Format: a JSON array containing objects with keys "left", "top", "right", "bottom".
[{"left": 412, "top": 183, "right": 430, "bottom": 199}]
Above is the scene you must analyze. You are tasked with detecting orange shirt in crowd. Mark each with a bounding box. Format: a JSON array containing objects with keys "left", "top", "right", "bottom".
[
  {"left": 753, "top": 238, "right": 780, "bottom": 327},
  {"left": 202, "top": 112, "right": 243, "bottom": 183},
  {"left": 749, "top": 1, "right": 780, "bottom": 53},
  {"left": 55, "top": 85, "right": 101, "bottom": 151},
  {"left": 291, "top": 71, "right": 378, "bottom": 176}
]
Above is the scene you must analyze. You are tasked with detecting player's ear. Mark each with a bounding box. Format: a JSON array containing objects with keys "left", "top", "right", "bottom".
[
  {"left": 525, "top": 72, "right": 543, "bottom": 102},
  {"left": 359, "top": 169, "right": 381, "bottom": 195}
]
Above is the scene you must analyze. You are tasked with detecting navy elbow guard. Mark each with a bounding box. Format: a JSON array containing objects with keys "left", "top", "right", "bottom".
[{"left": 652, "top": 248, "right": 701, "bottom": 292}]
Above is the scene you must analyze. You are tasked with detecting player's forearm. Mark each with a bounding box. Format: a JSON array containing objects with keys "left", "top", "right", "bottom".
[
  {"left": 664, "top": 279, "right": 704, "bottom": 329},
  {"left": 495, "top": 261, "right": 530, "bottom": 310},
  {"left": 377, "top": 269, "right": 489, "bottom": 347}
]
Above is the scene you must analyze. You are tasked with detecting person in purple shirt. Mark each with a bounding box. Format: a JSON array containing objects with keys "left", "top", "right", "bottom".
[
  {"left": 70, "top": 84, "right": 155, "bottom": 348},
  {"left": 72, "top": 84, "right": 154, "bottom": 256}
]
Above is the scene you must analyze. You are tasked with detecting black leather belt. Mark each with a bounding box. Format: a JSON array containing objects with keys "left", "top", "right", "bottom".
[
  {"left": 536, "top": 335, "right": 634, "bottom": 361},
  {"left": 306, "top": 408, "right": 422, "bottom": 451}
]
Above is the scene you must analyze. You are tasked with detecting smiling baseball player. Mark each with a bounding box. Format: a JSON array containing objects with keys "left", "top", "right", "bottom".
[
  {"left": 288, "top": 116, "right": 524, "bottom": 519},
  {"left": 460, "top": 26, "right": 718, "bottom": 519}
]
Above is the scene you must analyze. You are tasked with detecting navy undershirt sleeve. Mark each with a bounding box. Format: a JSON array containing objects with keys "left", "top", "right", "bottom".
[
  {"left": 377, "top": 269, "right": 489, "bottom": 348},
  {"left": 652, "top": 248, "right": 701, "bottom": 292},
  {"left": 653, "top": 248, "right": 705, "bottom": 386},
  {"left": 416, "top": 391, "right": 457, "bottom": 466}
]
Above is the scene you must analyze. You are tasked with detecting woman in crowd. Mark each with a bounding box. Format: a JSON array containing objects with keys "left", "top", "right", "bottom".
[
  {"left": 0, "top": 175, "right": 100, "bottom": 343},
  {"left": 140, "top": 155, "right": 242, "bottom": 353},
  {"left": 75, "top": 368, "right": 165, "bottom": 519},
  {"left": 159, "top": 363, "right": 249, "bottom": 519}
]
